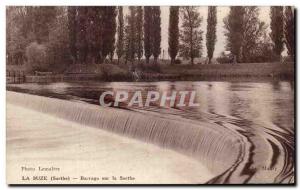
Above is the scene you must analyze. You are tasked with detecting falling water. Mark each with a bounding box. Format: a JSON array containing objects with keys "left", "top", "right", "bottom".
[
  {"left": 6, "top": 80, "right": 294, "bottom": 184},
  {"left": 7, "top": 91, "right": 245, "bottom": 180}
]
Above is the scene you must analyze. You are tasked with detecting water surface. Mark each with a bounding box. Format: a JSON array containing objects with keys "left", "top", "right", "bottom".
[{"left": 7, "top": 80, "right": 294, "bottom": 183}]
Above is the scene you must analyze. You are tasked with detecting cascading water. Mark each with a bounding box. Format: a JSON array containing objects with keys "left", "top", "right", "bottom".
[
  {"left": 6, "top": 80, "right": 295, "bottom": 184},
  {"left": 7, "top": 91, "right": 246, "bottom": 181}
]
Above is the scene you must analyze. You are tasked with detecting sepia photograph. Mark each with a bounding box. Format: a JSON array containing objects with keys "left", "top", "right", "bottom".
[{"left": 6, "top": 5, "right": 295, "bottom": 185}]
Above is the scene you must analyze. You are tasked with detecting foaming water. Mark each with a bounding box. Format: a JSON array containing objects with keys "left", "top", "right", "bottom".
[
  {"left": 7, "top": 91, "right": 243, "bottom": 178},
  {"left": 7, "top": 80, "right": 294, "bottom": 183}
]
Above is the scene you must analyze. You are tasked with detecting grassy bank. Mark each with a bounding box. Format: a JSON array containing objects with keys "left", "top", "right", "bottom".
[
  {"left": 7, "top": 61, "right": 295, "bottom": 82},
  {"left": 160, "top": 62, "right": 294, "bottom": 79}
]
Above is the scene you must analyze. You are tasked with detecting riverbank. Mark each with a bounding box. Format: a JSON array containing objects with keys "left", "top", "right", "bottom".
[
  {"left": 6, "top": 62, "right": 294, "bottom": 83},
  {"left": 160, "top": 62, "right": 294, "bottom": 79},
  {"left": 7, "top": 103, "right": 214, "bottom": 184}
]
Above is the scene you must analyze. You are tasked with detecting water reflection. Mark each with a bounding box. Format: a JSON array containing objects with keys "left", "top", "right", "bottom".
[{"left": 7, "top": 80, "right": 294, "bottom": 183}]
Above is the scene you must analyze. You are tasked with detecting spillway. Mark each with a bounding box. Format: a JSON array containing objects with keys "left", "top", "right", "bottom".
[
  {"left": 7, "top": 91, "right": 294, "bottom": 184},
  {"left": 7, "top": 91, "right": 246, "bottom": 181}
]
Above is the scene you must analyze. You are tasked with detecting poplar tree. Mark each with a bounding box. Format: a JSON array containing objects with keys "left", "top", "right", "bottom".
[
  {"left": 152, "top": 6, "right": 161, "bottom": 64},
  {"left": 67, "top": 7, "right": 77, "bottom": 64},
  {"left": 75, "top": 7, "right": 88, "bottom": 64},
  {"left": 136, "top": 6, "right": 144, "bottom": 63},
  {"left": 284, "top": 6, "right": 295, "bottom": 59},
  {"left": 86, "top": 7, "right": 103, "bottom": 64},
  {"left": 128, "top": 6, "right": 137, "bottom": 64},
  {"left": 270, "top": 6, "right": 284, "bottom": 60},
  {"left": 223, "top": 6, "right": 245, "bottom": 62},
  {"left": 116, "top": 6, "right": 124, "bottom": 64},
  {"left": 101, "top": 6, "right": 117, "bottom": 63},
  {"left": 124, "top": 15, "right": 130, "bottom": 65},
  {"left": 144, "top": 6, "right": 153, "bottom": 64},
  {"left": 206, "top": 6, "right": 217, "bottom": 64},
  {"left": 168, "top": 6, "right": 179, "bottom": 65}
]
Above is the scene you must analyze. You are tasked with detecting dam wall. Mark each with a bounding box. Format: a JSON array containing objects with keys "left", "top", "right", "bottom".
[{"left": 7, "top": 91, "right": 244, "bottom": 176}]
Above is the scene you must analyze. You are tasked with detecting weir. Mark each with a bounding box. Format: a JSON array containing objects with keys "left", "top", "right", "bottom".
[{"left": 7, "top": 91, "right": 245, "bottom": 177}]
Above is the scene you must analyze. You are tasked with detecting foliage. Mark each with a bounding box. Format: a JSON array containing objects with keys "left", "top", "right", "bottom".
[
  {"left": 152, "top": 7, "right": 161, "bottom": 63},
  {"left": 67, "top": 6, "right": 77, "bottom": 63},
  {"left": 224, "top": 6, "right": 269, "bottom": 63},
  {"left": 179, "top": 6, "right": 203, "bottom": 65},
  {"left": 223, "top": 6, "right": 245, "bottom": 62},
  {"left": 75, "top": 7, "right": 88, "bottom": 64},
  {"left": 168, "top": 6, "right": 180, "bottom": 64},
  {"left": 144, "top": 6, "right": 153, "bottom": 64},
  {"left": 7, "top": 7, "right": 57, "bottom": 65},
  {"left": 101, "top": 7, "right": 117, "bottom": 61},
  {"left": 128, "top": 7, "right": 137, "bottom": 62},
  {"left": 25, "top": 42, "right": 48, "bottom": 72},
  {"left": 241, "top": 7, "right": 268, "bottom": 62},
  {"left": 174, "top": 59, "right": 182, "bottom": 64},
  {"left": 136, "top": 7, "right": 144, "bottom": 62},
  {"left": 216, "top": 52, "right": 233, "bottom": 64},
  {"left": 116, "top": 7, "right": 124, "bottom": 63},
  {"left": 284, "top": 6, "right": 295, "bottom": 59},
  {"left": 123, "top": 15, "right": 131, "bottom": 64},
  {"left": 47, "top": 7, "right": 71, "bottom": 71},
  {"left": 270, "top": 6, "right": 284, "bottom": 58},
  {"left": 206, "top": 6, "right": 217, "bottom": 64}
]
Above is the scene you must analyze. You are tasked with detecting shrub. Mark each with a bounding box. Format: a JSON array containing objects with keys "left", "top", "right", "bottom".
[
  {"left": 216, "top": 56, "right": 232, "bottom": 64},
  {"left": 24, "top": 42, "right": 48, "bottom": 73},
  {"left": 174, "top": 59, "right": 182, "bottom": 64},
  {"left": 138, "top": 63, "right": 161, "bottom": 73}
]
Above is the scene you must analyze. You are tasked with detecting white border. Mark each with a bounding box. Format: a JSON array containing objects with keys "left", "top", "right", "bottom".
[{"left": 1, "top": 0, "right": 299, "bottom": 189}]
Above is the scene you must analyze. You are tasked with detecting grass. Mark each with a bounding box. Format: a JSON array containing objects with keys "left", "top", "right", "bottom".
[
  {"left": 160, "top": 62, "right": 294, "bottom": 79},
  {"left": 7, "top": 61, "right": 295, "bottom": 82}
]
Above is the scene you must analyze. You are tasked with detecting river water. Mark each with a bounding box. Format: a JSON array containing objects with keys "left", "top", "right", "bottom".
[{"left": 7, "top": 80, "right": 295, "bottom": 184}]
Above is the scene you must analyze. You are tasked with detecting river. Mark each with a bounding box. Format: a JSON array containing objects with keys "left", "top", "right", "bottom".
[{"left": 7, "top": 80, "right": 295, "bottom": 184}]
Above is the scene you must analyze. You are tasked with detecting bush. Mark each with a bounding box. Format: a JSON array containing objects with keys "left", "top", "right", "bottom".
[
  {"left": 174, "top": 59, "right": 182, "bottom": 64},
  {"left": 100, "top": 64, "right": 131, "bottom": 80},
  {"left": 24, "top": 42, "right": 49, "bottom": 73},
  {"left": 216, "top": 56, "right": 232, "bottom": 64},
  {"left": 138, "top": 63, "right": 161, "bottom": 73}
]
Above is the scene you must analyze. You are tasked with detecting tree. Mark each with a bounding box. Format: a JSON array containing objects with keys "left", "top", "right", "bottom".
[
  {"left": 224, "top": 6, "right": 267, "bottom": 63},
  {"left": 223, "top": 6, "right": 245, "bottom": 62},
  {"left": 101, "top": 7, "right": 117, "bottom": 63},
  {"left": 270, "top": 6, "right": 284, "bottom": 60},
  {"left": 6, "top": 7, "right": 57, "bottom": 65},
  {"left": 75, "top": 7, "right": 88, "bottom": 64},
  {"left": 30, "top": 7, "right": 57, "bottom": 43},
  {"left": 25, "top": 42, "right": 48, "bottom": 71},
  {"left": 284, "top": 6, "right": 295, "bottom": 59},
  {"left": 168, "top": 6, "right": 179, "bottom": 65},
  {"left": 206, "top": 6, "right": 217, "bottom": 64},
  {"left": 152, "top": 7, "right": 161, "bottom": 64},
  {"left": 124, "top": 15, "right": 131, "bottom": 65},
  {"left": 6, "top": 7, "right": 27, "bottom": 65},
  {"left": 85, "top": 7, "right": 104, "bottom": 64},
  {"left": 144, "top": 6, "right": 153, "bottom": 64},
  {"left": 127, "top": 6, "right": 137, "bottom": 64},
  {"left": 116, "top": 6, "right": 124, "bottom": 64},
  {"left": 67, "top": 7, "right": 77, "bottom": 64},
  {"left": 179, "top": 6, "right": 203, "bottom": 65},
  {"left": 136, "top": 6, "right": 144, "bottom": 63},
  {"left": 241, "top": 7, "right": 267, "bottom": 62},
  {"left": 47, "top": 7, "right": 70, "bottom": 67}
]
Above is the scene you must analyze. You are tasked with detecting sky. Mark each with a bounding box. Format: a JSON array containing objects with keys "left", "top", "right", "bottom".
[{"left": 123, "top": 6, "right": 273, "bottom": 58}]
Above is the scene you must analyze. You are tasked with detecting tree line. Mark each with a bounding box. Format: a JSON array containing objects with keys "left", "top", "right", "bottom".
[
  {"left": 6, "top": 6, "right": 295, "bottom": 71},
  {"left": 223, "top": 6, "right": 294, "bottom": 63}
]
